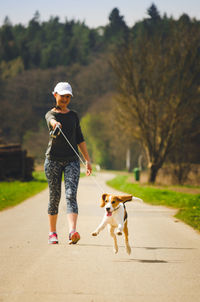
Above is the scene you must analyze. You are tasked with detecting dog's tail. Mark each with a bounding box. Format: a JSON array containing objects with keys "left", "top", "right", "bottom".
[
  {"left": 119, "top": 194, "right": 143, "bottom": 203},
  {"left": 131, "top": 196, "right": 143, "bottom": 203}
]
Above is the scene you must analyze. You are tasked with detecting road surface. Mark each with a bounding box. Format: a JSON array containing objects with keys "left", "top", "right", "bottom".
[{"left": 0, "top": 172, "right": 200, "bottom": 302}]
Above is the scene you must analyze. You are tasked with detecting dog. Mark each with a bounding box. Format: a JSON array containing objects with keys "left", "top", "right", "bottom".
[{"left": 92, "top": 193, "right": 142, "bottom": 254}]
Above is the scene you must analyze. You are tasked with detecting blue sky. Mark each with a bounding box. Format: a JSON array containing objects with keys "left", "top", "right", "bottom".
[{"left": 1, "top": 0, "right": 200, "bottom": 28}]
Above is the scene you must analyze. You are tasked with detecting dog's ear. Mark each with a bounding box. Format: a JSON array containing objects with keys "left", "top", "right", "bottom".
[
  {"left": 118, "top": 195, "right": 132, "bottom": 203},
  {"left": 100, "top": 193, "right": 107, "bottom": 207}
]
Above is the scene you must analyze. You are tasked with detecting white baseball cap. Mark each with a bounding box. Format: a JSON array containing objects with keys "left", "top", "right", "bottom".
[{"left": 52, "top": 82, "right": 73, "bottom": 96}]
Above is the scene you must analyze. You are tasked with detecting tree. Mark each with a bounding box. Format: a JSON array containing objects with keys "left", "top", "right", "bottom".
[
  {"left": 104, "top": 8, "right": 129, "bottom": 44},
  {"left": 81, "top": 113, "right": 112, "bottom": 168},
  {"left": 111, "top": 15, "right": 200, "bottom": 182},
  {"left": 147, "top": 4, "right": 161, "bottom": 21},
  {"left": 0, "top": 17, "right": 18, "bottom": 61},
  {"left": 23, "top": 121, "right": 49, "bottom": 163},
  {"left": 169, "top": 102, "right": 200, "bottom": 184},
  {"left": 0, "top": 57, "right": 24, "bottom": 79}
]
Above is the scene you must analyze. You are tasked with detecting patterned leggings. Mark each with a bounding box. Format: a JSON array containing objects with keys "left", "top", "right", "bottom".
[{"left": 44, "top": 158, "right": 80, "bottom": 215}]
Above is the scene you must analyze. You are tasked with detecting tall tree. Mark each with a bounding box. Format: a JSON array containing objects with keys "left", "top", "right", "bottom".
[
  {"left": 0, "top": 17, "right": 18, "bottom": 61},
  {"left": 147, "top": 4, "right": 161, "bottom": 21},
  {"left": 104, "top": 8, "right": 129, "bottom": 44},
  {"left": 111, "top": 14, "right": 200, "bottom": 182}
]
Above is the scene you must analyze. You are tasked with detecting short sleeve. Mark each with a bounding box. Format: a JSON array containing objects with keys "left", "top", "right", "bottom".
[
  {"left": 75, "top": 113, "right": 84, "bottom": 144},
  {"left": 45, "top": 111, "right": 57, "bottom": 130}
]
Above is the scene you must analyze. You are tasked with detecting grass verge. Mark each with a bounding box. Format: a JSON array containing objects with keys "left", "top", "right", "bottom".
[
  {"left": 0, "top": 171, "right": 48, "bottom": 211},
  {"left": 107, "top": 175, "right": 200, "bottom": 232},
  {"left": 0, "top": 171, "right": 85, "bottom": 211}
]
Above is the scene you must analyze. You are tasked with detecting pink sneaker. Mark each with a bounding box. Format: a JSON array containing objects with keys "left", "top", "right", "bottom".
[
  {"left": 68, "top": 231, "right": 80, "bottom": 245},
  {"left": 48, "top": 232, "right": 58, "bottom": 244}
]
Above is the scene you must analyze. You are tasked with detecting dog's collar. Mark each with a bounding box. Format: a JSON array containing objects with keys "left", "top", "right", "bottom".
[
  {"left": 113, "top": 205, "right": 120, "bottom": 212},
  {"left": 113, "top": 203, "right": 126, "bottom": 213},
  {"left": 107, "top": 204, "right": 121, "bottom": 216}
]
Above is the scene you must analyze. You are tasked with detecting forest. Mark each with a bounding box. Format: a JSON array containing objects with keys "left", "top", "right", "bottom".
[{"left": 0, "top": 5, "right": 199, "bottom": 183}]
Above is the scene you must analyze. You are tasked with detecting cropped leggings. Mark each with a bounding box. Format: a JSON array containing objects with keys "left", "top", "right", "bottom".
[{"left": 44, "top": 158, "right": 80, "bottom": 215}]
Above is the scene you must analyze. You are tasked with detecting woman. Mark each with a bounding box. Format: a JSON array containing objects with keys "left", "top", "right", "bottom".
[{"left": 44, "top": 81, "right": 92, "bottom": 245}]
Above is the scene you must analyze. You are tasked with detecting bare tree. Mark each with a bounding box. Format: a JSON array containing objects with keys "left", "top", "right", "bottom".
[{"left": 111, "top": 16, "right": 200, "bottom": 182}]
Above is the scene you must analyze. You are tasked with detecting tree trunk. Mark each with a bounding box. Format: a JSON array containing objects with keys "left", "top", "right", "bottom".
[
  {"left": 148, "top": 164, "right": 159, "bottom": 183},
  {"left": 126, "top": 148, "right": 131, "bottom": 172}
]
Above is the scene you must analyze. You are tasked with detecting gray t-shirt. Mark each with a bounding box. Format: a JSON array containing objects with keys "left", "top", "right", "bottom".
[{"left": 45, "top": 110, "right": 84, "bottom": 161}]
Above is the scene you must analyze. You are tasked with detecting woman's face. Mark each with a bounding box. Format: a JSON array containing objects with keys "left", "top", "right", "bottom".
[{"left": 54, "top": 93, "right": 71, "bottom": 108}]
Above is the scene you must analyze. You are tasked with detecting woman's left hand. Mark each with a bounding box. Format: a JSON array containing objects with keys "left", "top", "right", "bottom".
[{"left": 86, "top": 161, "right": 92, "bottom": 176}]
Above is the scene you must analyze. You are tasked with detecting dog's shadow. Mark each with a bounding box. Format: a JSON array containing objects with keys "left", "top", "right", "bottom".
[
  {"left": 113, "top": 259, "right": 169, "bottom": 263},
  {"left": 79, "top": 243, "right": 195, "bottom": 251},
  {"left": 79, "top": 243, "right": 195, "bottom": 264}
]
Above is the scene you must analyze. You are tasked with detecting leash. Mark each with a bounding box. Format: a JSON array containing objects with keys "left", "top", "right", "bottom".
[{"left": 52, "top": 125, "right": 105, "bottom": 194}]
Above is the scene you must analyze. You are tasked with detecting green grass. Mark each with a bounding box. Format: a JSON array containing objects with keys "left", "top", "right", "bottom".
[
  {"left": 107, "top": 175, "right": 200, "bottom": 232},
  {"left": 0, "top": 171, "right": 48, "bottom": 211}
]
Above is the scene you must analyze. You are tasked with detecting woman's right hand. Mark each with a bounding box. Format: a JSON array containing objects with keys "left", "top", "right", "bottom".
[{"left": 50, "top": 119, "right": 62, "bottom": 129}]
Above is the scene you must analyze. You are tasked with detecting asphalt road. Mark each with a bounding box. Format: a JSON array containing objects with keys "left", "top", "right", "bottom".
[{"left": 0, "top": 172, "right": 200, "bottom": 302}]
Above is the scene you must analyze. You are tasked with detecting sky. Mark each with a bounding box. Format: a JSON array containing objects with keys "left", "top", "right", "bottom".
[{"left": 1, "top": 0, "right": 200, "bottom": 28}]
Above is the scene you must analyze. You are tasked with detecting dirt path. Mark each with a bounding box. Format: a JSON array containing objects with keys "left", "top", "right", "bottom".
[{"left": 0, "top": 172, "right": 200, "bottom": 302}]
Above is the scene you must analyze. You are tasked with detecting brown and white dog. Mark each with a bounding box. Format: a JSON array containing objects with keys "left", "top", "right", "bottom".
[{"left": 92, "top": 193, "right": 142, "bottom": 255}]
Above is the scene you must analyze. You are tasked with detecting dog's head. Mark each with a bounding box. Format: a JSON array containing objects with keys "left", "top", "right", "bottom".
[{"left": 100, "top": 193, "right": 132, "bottom": 216}]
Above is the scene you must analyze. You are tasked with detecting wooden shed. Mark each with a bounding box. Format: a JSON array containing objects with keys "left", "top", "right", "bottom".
[{"left": 0, "top": 144, "right": 34, "bottom": 181}]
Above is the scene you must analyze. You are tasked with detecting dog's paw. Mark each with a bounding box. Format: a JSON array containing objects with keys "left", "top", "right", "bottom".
[
  {"left": 126, "top": 245, "right": 131, "bottom": 255},
  {"left": 116, "top": 230, "right": 122, "bottom": 236},
  {"left": 92, "top": 231, "right": 98, "bottom": 236},
  {"left": 114, "top": 247, "right": 118, "bottom": 254}
]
